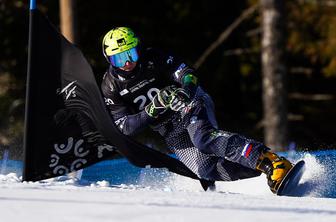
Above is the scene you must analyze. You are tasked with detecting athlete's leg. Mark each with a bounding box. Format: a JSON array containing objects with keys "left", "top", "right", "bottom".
[
  {"left": 186, "top": 87, "right": 264, "bottom": 169},
  {"left": 185, "top": 87, "right": 293, "bottom": 193}
]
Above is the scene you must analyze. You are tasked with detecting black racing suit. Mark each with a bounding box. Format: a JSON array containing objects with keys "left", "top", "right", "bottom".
[{"left": 101, "top": 47, "right": 263, "bottom": 181}]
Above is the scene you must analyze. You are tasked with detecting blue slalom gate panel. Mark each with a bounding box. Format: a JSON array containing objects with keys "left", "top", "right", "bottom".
[
  {"left": 0, "top": 159, "right": 23, "bottom": 176},
  {"left": 81, "top": 158, "right": 143, "bottom": 185}
]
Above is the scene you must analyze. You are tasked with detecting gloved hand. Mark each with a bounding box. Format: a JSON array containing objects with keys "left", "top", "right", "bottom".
[
  {"left": 169, "top": 88, "right": 191, "bottom": 111},
  {"left": 145, "top": 86, "right": 192, "bottom": 117},
  {"left": 145, "top": 85, "right": 176, "bottom": 118}
]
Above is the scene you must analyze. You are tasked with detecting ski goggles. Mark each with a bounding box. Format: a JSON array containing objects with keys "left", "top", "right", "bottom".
[{"left": 109, "top": 47, "right": 139, "bottom": 68}]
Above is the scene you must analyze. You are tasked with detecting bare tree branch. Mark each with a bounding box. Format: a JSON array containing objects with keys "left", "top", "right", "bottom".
[{"left": 194, "top": 4, "right": 259, "bottom": 69}]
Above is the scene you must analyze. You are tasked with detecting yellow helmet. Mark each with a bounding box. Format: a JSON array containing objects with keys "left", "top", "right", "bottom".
[{"left": 102, "top": 27, "right": 139, "bottom": 61}]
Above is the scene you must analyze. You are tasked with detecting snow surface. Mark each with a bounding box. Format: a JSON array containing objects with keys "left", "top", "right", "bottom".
[{"left": 1, "top": 154, "right": 336, "bottom": 222}]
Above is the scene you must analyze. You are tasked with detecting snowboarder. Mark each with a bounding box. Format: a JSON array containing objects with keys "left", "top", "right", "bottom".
[{"left": 100, "top": 27, "right": 293, "bottom": 193}]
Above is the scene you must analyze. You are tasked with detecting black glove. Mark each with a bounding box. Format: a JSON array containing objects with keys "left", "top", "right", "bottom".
[
  {"left": 145, "top": 85, "right": 176, "bottom": 118},
  {"left": 169, "top": 88, "right": 191, "bottom": 111}
]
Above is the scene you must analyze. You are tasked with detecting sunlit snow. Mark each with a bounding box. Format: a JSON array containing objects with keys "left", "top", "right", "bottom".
[{"left": 0, "top": 153, "right": 336, "bottom": 222}]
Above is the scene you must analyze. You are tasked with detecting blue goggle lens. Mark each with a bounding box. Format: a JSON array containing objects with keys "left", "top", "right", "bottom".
[{"left": 109, "top": 47, "right": 139, "bottom": 68}]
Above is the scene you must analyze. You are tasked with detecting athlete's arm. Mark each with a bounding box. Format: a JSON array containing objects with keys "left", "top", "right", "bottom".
[
  {"left": 101, "top": 76, "right": 155, "bottom": 136},
  {"left": 159, "top": 50, "right": 199, "bottom": 97},
  {"left": 110, "top": 107, "right": 155, "bottom": 136},
  {"left": 173, "top": 63, "right": 198, "bottom": 95}
]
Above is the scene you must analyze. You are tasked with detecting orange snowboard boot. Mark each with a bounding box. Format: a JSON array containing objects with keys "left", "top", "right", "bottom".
[{"left": 256, "top": 151, "right": 293, "bottom": 193}]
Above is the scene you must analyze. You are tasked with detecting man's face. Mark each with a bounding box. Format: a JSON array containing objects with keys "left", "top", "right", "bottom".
[
  {"left": 119, "top": 61, "right": 137, "bottom": 72},
  {"left": 108, "top": 47, "right": 139, "bottom": 71}
]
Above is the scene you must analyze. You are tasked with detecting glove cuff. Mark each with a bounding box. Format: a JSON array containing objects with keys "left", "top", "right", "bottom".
[{"left": 145, "top": 103, "right": 160, "bottom": 118}]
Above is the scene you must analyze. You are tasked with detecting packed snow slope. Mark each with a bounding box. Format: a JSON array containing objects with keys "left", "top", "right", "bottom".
[{"left": 0, "top": 151, "right": 336, "bottom": 222}]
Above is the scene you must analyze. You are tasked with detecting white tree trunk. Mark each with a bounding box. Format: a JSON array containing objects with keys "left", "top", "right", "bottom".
[
  {"left": 261, "top": 0, "right": 288, "bottom": 151},
  {"left": 59, "top": 0, "right": 78, "bottom": 44}
]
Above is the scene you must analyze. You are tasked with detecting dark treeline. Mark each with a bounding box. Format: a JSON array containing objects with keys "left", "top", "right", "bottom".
[{"left": 1, "top": 0, "right": 336, "bottom": 160}]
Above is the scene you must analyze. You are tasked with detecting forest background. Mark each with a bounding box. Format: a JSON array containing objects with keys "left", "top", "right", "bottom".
[{"left": 1, "top": 0, "right": 336, "bottom": 160}]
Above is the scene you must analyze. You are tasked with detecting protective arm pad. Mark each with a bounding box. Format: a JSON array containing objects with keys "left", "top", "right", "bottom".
[{"left": 181, "top": 73, "right": 198, "bottom": 98}]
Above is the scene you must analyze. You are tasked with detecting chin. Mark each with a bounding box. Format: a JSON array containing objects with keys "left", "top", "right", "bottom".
[{"left": 122, "top": 64, "right": 137, "bottom": 72}]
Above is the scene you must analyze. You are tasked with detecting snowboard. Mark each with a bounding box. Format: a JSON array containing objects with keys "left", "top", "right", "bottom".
[{"left": 276, "top": 160, "right": 306, "bottom": 196}]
